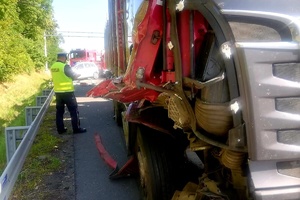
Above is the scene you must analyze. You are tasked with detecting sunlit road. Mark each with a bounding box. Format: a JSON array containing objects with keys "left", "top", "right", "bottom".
[{"left": 72, "top": 78, "right": 141, "bottom": 200}]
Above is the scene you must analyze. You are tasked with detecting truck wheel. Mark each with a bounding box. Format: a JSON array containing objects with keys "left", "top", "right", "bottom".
[{"left": 136, "top": 125, "right": 177, "bottom": 200}]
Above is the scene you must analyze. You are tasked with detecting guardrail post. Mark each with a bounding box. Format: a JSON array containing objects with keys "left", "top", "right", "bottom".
[
  {"left": 42, "top": 89, "right": 52, "bottom": 96},
  {"left": 5, "top": 127, "right": 30, "bottom": 162},
  {"left": 25, "top": 106, "right": 41, "bottom": 126},
  {"left": 36, "top": 96, "right": 48, "bottom": 106}
]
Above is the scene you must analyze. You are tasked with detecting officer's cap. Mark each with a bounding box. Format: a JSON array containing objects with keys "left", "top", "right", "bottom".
[{"left": 57, "top": 52, "right": 68, "bottom": 58}]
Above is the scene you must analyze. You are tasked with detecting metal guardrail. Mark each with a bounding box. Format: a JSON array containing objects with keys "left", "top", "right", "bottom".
[
  {"left": 0, "top": 89, "right": 54, "bottom": 200},
  {"left": 5, "top": 126, "right": 30, "bottom": 163}
]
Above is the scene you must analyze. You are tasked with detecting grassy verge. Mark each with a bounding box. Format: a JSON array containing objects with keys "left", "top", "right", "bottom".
[
  {"left": 0, "top": 71, "right": 75, "bottom": 199},
  {"left": 0, "top": 71, "right": 52, "bottom": 171},
  {"left": 10, "top": 101, "right": 66, "bottom": 199}
]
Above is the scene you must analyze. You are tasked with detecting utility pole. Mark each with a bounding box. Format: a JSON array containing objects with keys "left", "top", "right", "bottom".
[{"left": 44, "top": 32, "right": 48, "bottom": 71}]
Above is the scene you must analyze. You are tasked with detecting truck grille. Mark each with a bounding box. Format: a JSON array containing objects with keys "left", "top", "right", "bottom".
[
  {"left": 278, "top": 130, "right": 300, "bottom": 146},
  {"left": 273, "top": 63, "right": 300, "bottom": 147},
  {"left": 237, "top": 42, "right": 300, "bottom": 161},
  {"left": 276, "top": 97, "right": 300, "bottom": 114},
  {"left": 277, "top": 160, "right": 300, "bottom": 178},
  {"left": 273, "top": 63, "right": 300, "bottom": 82}
]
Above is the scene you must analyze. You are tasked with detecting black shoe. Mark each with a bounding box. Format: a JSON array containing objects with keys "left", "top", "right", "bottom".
[
  {"left": 58, "top": 127, "right": 67, "bottom": 134},
  {"left": 73, "top": 128, "right": 87, "bottom": 134}
]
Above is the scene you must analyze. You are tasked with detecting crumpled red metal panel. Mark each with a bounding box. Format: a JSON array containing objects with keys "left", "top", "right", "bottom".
[
  {"left": 86, "top": 0, "right": 163, "bottom": 103},
  {"left": 122, "top": 0, "right": 163, "bottom": 86},
  {"left": 86, "top": 79, "right": 118, "bottom": 97},
  {"left": 87, "top": 79, "right": 159, "bottom": 103},
  {"left": 105, "top": 86, "right": 159, "bottom": 103}
]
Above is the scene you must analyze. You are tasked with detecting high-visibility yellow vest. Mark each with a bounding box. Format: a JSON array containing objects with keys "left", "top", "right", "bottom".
[{"left": 50, "top": 62, "right": 74, "bottom": 93}]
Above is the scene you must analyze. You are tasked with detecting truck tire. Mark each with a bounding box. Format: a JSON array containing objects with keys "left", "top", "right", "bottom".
[{"left": 136, "top": 125, "right": 178, "bottom": 200}]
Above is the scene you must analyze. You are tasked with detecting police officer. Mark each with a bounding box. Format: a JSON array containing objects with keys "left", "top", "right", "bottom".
[{"left": 50, "top": 52, "right": 87, "bottom": 134}]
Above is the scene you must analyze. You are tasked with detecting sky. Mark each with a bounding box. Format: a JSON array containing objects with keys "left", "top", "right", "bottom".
[{"left": 52, "top": 0, "right": 108, "bottom": 52}]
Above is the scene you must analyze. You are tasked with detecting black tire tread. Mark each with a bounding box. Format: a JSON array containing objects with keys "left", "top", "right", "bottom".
[{"left": 137, "top": 125, "right": 178, "bottom": 200}]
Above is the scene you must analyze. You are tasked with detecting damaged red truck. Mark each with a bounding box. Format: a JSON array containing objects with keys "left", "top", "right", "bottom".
[{"left": 87, "top": 0, "right": 300, "bottom": 199}]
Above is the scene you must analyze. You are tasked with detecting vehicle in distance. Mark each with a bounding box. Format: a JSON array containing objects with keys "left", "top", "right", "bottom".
[{"left": 71, "top": 62, "right": 99, "bottom": 79}]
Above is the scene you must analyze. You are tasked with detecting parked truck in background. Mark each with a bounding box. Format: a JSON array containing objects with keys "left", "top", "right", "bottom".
[{"left": 87, "top": 0, "right": 300, "bottom": 199}]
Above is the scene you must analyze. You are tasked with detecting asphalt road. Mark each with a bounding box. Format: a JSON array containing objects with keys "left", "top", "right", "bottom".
[{"left": 72, "top": 79, "right": 141, "bottom": 200}]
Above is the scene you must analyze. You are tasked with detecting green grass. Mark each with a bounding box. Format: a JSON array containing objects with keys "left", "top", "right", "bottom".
[
  {"left": 0, "top": 71, "right": 52, "bottom": 171},
  {"left": 14, "top": 102, "right": 63, "bottom": 191},
  {"left": 0, "top": 71, "right": 70, "bottom": 199},
  {"left": 10, "top": 101, "right": 67, "bottom": 199}
]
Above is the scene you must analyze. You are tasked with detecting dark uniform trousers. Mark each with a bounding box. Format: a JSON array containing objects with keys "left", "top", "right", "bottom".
[{"left": 55, "top": 92, "right": 80, "bottom": 131}]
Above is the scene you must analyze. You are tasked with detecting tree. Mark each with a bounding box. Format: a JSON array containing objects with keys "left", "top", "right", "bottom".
[
  {"left": 0, "top": 0, "right": 33, "bottom": 81},
  {"left": 17, "top": 0, "right": 59, "bottom": 70},
  {"left": 0, "top": 0, "right": 60, "bottom": 82}
]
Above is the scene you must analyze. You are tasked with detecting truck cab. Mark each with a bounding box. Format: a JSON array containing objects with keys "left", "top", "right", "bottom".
[{"left": 88, "top": 0, "right": 300, "bottom": 199}]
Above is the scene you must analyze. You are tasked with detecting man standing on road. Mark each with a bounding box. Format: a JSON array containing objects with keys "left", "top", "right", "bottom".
[{"left": 50, "top": 52, "right": 87, "bottom": 134}]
